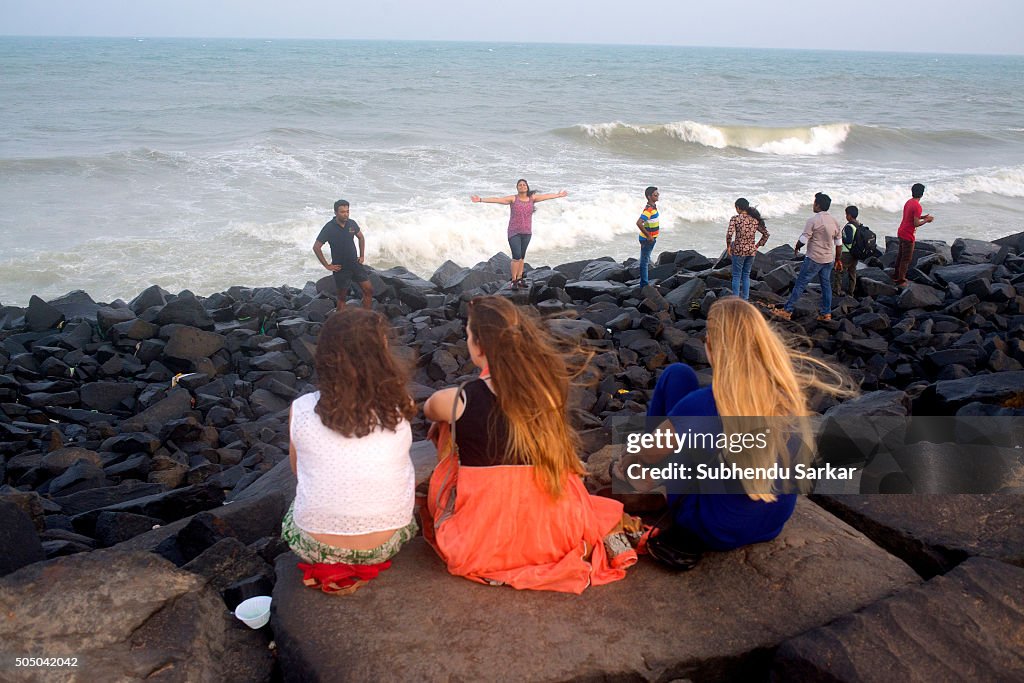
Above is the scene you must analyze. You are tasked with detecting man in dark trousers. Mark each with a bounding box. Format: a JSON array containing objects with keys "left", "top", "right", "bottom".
[
  {"left": 832, "top": 205, "right": 862, "bottom": 296},
  {"left": 313, "top": 199, "right": 373, "bottom": 310},
  {"left": 893, "top": 183, "right": 934, "bottom": 287}
]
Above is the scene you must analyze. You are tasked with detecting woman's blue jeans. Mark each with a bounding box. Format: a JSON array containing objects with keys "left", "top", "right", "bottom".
[{"left": 731, "top": 254, "right": 755, "bottom": 299}]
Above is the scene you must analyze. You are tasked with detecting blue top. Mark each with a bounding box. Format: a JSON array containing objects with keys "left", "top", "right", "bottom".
[{"left": 649, "top": 364, "right": 798, "bottom": 552}]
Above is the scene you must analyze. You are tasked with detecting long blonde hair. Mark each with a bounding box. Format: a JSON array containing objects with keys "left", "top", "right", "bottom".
[
  {"left": 705, "top": 297, "right": 856, "bottom": 494},
  {"left": 467, "top": 296, "right": 585, "bottom": 497}
]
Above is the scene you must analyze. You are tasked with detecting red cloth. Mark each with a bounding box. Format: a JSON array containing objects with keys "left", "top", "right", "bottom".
[
  {"left": 897, "top": 198, "right": 922, "bottom": 242},
  {"left": 297, "top": 560, "right": 391, "bottom": 592},
  {"left": 423, "top": 422, "right": 628, "bottom": 594}
]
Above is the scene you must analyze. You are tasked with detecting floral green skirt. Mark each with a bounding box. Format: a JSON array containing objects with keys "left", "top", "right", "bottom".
[{"left": 281, "top": 504, "right": 418, "bottom": 565}]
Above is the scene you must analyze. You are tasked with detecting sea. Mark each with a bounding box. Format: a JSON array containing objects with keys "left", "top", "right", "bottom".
[{"left": 1, "top": 37, "right": 1022, "bottom": 306}]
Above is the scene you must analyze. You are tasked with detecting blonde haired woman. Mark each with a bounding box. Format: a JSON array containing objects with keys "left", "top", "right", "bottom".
[
  {"left": 624, "top": 296, "right": 854, "bottom": 550},
  {"left": 423, "top": 296, "right": 635, "bottom": 593}
]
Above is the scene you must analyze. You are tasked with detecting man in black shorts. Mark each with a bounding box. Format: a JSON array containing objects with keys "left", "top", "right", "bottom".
[{"left": 313, "top": 199, "right": 373, "bottom": 310}]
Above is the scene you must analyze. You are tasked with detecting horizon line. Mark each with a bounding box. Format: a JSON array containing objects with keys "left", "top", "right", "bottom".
[{"left": 1, "top": 34, "right": 1022, "bottom": 59}]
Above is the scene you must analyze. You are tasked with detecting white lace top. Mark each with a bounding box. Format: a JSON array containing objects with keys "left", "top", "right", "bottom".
[{"left": 290, "top": 391, "right": 414, "bottom": 535}]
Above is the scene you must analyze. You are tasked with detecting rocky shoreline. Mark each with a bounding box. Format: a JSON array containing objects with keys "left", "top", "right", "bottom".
[{"left": 2, "top": 231, "right": 1023, "bottom": 681}]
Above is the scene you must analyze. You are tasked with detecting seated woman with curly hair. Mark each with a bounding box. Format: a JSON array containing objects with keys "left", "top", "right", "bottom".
[
  {"left": 283, "top": 308, "right": 417, "bottom": 594},
  {"left": 423, "top": 296, "right": 637, "bottom": 593}
]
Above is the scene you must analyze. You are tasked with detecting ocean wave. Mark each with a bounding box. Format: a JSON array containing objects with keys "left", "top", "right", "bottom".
[
  {"left": 564, "top": 121, "right": 852, "bottom": 156},
  {"left": 5, "top": 165, "right": 1024, "bottom": 306}
]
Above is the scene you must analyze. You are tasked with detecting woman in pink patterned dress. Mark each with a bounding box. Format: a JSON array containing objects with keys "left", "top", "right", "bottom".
[{"left": 471, "top": 179, "right": 568, "bottom": 290}]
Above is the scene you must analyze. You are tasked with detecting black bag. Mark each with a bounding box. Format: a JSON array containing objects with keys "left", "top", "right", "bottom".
[
  {"left": 849, "top": 224, "right": 877, "bottom": 260},
  {"left": 644, "top": 499, "right": 704, "bottom": 571},
  {"left": 646, "top": 524, "right": 703, "bottom": 571}
]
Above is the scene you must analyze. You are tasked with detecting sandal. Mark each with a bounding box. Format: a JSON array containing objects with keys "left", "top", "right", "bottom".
[
  {"left": 770, "top": 307, "right": 792, "bottom": 320},
  {"left": 816, "top": 313, "right": 832, "bottom": 321}
]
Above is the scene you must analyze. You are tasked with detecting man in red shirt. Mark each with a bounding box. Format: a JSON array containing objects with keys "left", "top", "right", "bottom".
[{"left": 893, "top": 183, "right": 934, "bottom": 286}]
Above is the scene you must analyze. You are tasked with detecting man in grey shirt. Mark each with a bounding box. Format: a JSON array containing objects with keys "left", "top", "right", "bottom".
[{"left": 773, "top": 192, "right": 843, "bottom": 321}]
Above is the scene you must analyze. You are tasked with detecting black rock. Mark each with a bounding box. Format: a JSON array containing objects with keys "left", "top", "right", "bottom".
[
  {"left": 25, "top": 295, "right": 65, "bottom": 332},
  {"left": 931, "top": 263, "right": 997, "bottom": 287},
  {"left": 47, "top": 290, "right": 102, "bottom": 322},
  {"left": 156, "top": 296, "right": 215, "bottom": 329},
  {"left": 48, "top": 460, "right": 109, "bottom": 497},
  {"left": 129, "top": 284, "right": 170, "bottom": 314},
  {"left": 80, "top": 381, "right": 137, "bottom": 412},
  {"left": 51, "top": 481, "right": 167, "bottom": 517},
  {"left": 96, "top": 306, "right": 136, "bottom": 331},
  {"left": 93, "top": 510, "right": 164, "bottom": 547},
  {"left": 162, "top": 325, "right": 226, "bottom": 360},
  {"left": 0, "top": 499, "right": 45, "bottom": 576}
]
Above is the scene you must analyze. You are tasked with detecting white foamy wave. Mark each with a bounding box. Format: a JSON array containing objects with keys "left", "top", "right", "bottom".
[{"left": 572, "top": 120, "right": 852, "bottom": 156}]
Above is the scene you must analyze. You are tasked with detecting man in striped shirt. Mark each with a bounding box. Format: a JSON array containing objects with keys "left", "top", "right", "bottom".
[{"left": 636, "top": 186, "right": 660, "bottom": 287}]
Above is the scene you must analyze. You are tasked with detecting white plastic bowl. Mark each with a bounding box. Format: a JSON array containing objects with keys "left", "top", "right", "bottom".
[{"left": 234, "top": 595, "right": 272, "bottom": 629}]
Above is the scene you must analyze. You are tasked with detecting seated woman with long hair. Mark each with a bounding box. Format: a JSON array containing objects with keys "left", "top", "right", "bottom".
[
  {"left": 283, "top": 309, "right": 418, "bottom": 593},
  {"left": 617, "top": 296, "right": 855, "bottom": 551},
  {"left": 422, "top": 296, "right": 636, "bottom": 593}
]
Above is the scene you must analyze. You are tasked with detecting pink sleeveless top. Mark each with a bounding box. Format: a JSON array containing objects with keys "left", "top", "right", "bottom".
[{"left": 507, "top": 197, "right": 534, "bottom": 237}]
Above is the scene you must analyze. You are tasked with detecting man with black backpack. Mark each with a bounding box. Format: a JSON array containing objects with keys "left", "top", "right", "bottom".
[{"left": 833, "top": 205, "right": 875, "bottom": 296}]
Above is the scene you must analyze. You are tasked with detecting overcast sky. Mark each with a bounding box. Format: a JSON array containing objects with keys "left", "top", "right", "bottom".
[{"left": 2, "top": 0, "right": 1022, "bottom": 55}]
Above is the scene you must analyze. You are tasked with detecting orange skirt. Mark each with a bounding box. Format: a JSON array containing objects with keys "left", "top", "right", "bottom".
[{"left": 423, "top": 423, "right": 631, "bottom": 594}]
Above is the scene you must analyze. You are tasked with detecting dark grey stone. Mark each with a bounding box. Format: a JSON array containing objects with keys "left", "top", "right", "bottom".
[
  {"left": 0, "top": 500, "right": 45, "bottom": 576},
  {"left": 25, "top": 295, "right": 65, "bottom": 332},
  {"left": 772, "top": 558, "right": 1024, "bottom": 682}
]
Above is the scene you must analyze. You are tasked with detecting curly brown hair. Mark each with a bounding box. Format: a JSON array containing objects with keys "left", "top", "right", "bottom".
[{"left": 314, "top": 309, "right": 414, "bottom": 438}]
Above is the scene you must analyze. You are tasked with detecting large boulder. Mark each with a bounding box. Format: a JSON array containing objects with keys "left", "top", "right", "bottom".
[
  {"left": 772, "top": 558, "right": 1024, "bottom": 682},
  {"left": 0, "top": 550, "right": 237, "bottom": 681},
  {"left": 272, "top": 500, "right": 917, "bottom": 681}
]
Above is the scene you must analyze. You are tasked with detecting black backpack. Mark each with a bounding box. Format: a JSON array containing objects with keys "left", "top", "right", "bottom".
[{"left": 849, "top": 224, "right": 877, "bottom": 260}]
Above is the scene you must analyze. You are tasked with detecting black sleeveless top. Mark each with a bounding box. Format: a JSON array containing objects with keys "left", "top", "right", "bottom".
[{"left": 454, "top": 379, "right": 511, "bottom": 467}]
